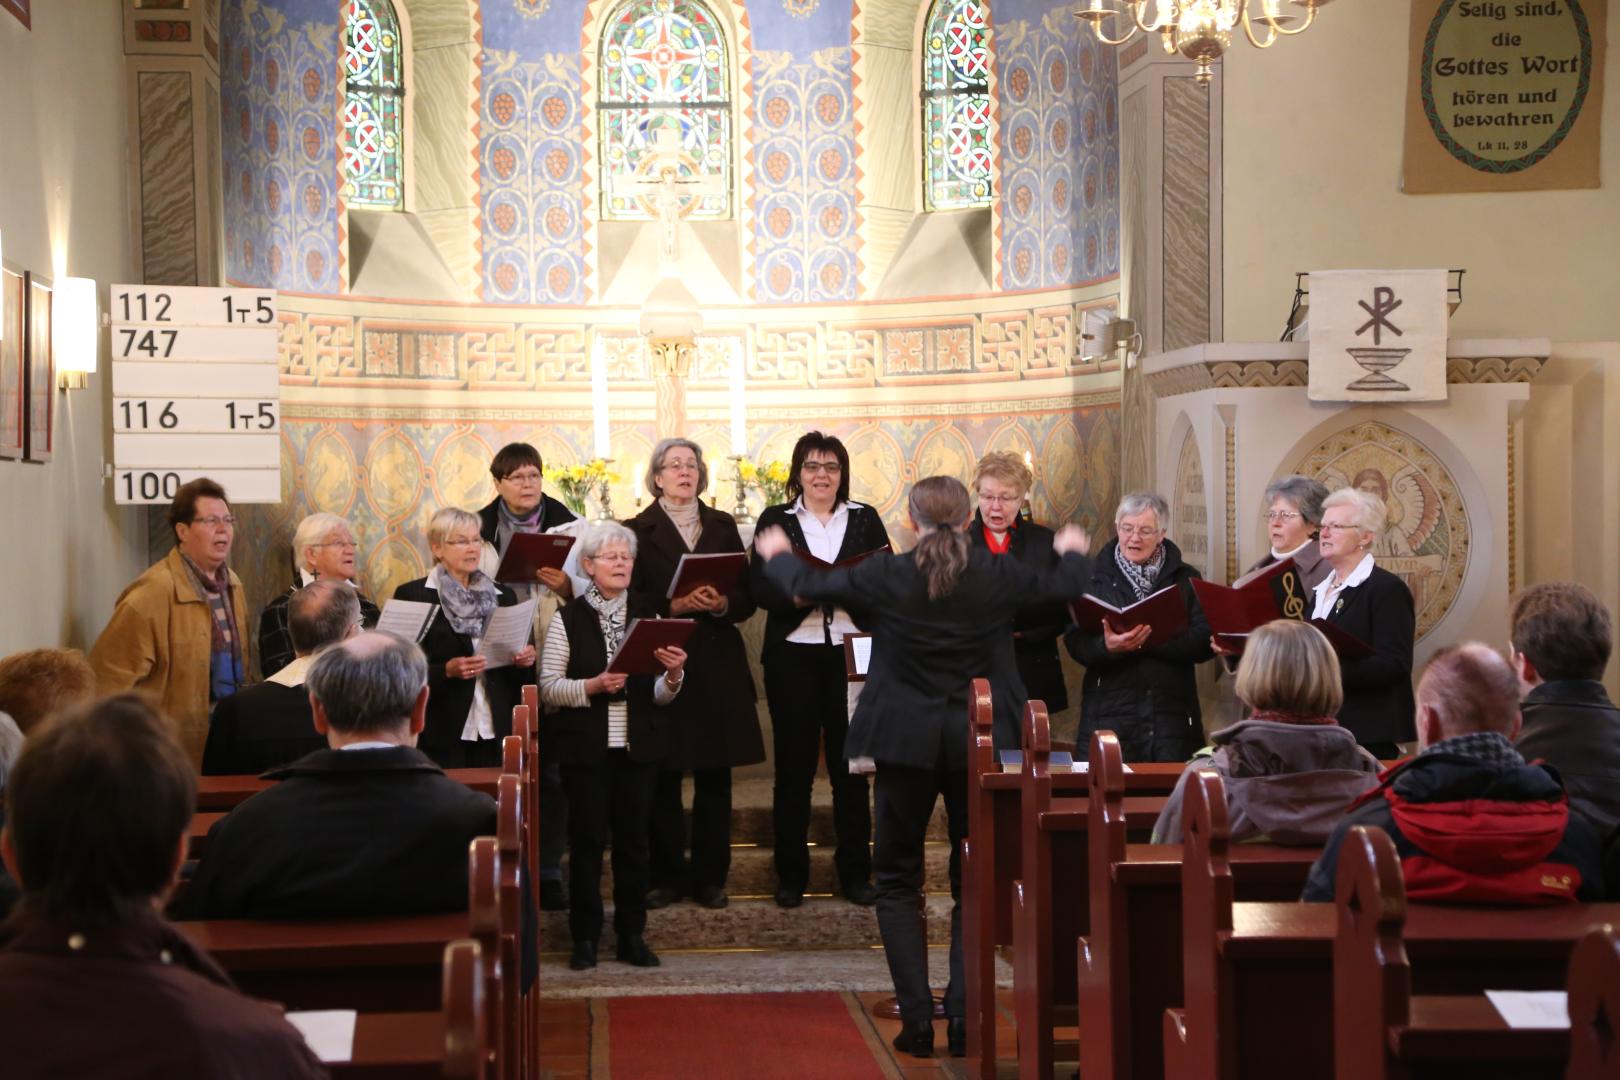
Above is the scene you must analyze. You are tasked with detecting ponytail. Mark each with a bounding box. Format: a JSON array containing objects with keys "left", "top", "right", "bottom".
[{"left": 908, "top": 475, "right": 974, "bottom": 600}]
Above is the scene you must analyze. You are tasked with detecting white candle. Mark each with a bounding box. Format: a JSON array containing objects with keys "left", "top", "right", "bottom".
[
  {"left": 729, "top": 341, "right": 747, "bottom": 457},
  {"left": 591, "top": 340, "right": 611, "bottom": 459}
]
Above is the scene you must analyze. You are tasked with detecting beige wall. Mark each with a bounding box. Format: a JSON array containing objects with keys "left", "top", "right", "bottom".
[
  {"left": 0, "top": 3, "right": 146, "bottom": 654},
  {"left": 1220, "top": 4, "right": 1620, "bottom": 342}
]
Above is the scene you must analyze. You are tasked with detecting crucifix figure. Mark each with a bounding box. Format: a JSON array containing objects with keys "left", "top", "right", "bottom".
[{"left": 607, "top": 119, "right": 727, "bottom": 276}]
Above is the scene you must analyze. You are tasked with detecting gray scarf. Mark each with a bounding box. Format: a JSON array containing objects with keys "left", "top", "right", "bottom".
[
  {"left": 584, "top": 583, "right": 628, "bottom": 654},
  {"left": 1114, "top": 541, "right": 1166, "bottom": 601},
  {"left": 660, "top": 497, "right": 702, "bottom": 550},
  {"left": 437, "top": 566, "right": 500, "bottom": 637}
]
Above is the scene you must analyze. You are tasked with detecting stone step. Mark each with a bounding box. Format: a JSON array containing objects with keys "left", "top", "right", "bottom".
[
  {"left": 589, "top": 838, "right": 954, "bottom": 898},
  {"left": 541, "top": 893, "right": 956, "bottom": 952}
]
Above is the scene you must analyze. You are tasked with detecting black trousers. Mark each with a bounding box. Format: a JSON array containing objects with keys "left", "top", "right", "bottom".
[
  {"left": 559, "top": 751, "right": 657, "bottom": 944},
  {"left": 649, "top": 766, "right": 732, "bottom": 893},
  {"left": 538, "top": 759, "right": 568, "bottom": 882},
  {"left": 766, "top": 642, "right": 872, "bottom": 893},
  {"left": 872, "top": 761, "right": 967, "bottom": 1026},
  {"left": 431, "top": 734, "right": 502, "bottom": 769}
]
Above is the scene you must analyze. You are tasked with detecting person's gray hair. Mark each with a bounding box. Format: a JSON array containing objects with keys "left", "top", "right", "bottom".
[
  {"left": 288, "top": 580, "right": 361, "bottom": 655},
  {"left": 644, "top": 437, "right": 709, "bottom": 498},
  {"left": 427, "top": 507, "right": 483, "bottom": 550},
  {"left": 578, "top": 520, "right": 638, "bottom": 561},
  {"left": 1114, "top": 491, "right": 1169, "bottom": 531},
  {"left": 1263, "top": 475, "right": 1330, "bottom": 526},
  {"left": 306, "top": 631, "right": 429, "bottom": 735},
  {"left": 291, "top": 512, "right": 353, "bottom": 572},
  {"left": 1321, "top": 487, "right": 1387, "bottom": 536},
  {"left": 0, "top": 713, "right": 24, "bottom": 795}
]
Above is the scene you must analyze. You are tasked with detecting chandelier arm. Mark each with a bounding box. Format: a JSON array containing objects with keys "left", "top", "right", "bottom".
[
  {"left": 1133, "top": 0, "right": 1174, "bottom": 33},
  {"left": 1092, "top": 17, "right": 1143, "bottom": 46},
  {"left": 1240, "top": 0, "right": 1317, "bottom": 46}
]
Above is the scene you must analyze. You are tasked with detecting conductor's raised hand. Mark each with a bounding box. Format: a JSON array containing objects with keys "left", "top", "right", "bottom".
[
  {"left": 1053, "top": 524, "right": 1092, "bottom": 557},
  {"left": 753, "top": 524, "right": 791, "bottom": 560},
  {"left": 653, "top": 645, "right": 687, "bottom": 679},
  {"left": 1104, "top": 621, "right": 1153, "bottom": 654},
  {"left": 586, "top": 670, "right": 629, "bottom": 696}
]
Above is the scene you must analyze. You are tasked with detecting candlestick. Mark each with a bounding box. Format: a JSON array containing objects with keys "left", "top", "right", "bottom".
[
  {"left": 593, "top": 458, "right": 615, "bottom": 521},
  {"left": 591, "top": 341, "right": 611, "bottom": 459},
  {"left": 729, "top": 454, "right": 754, "bottom": 525}
]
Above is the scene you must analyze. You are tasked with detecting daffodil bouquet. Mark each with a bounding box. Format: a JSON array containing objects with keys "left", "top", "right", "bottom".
[
  {"left": 544, "top": 459, "right": 620, "bottom": 517},
  {"left": 738, "top": 458, "right": 791, "bottom": 507}
]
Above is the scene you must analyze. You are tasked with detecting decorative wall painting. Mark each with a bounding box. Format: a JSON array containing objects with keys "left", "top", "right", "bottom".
[
  {"left": 0, "top": 267, "right": 22, "bottom": 459},
  {"left": 22, "top": 272, "right": 52, "bottom": 463}
]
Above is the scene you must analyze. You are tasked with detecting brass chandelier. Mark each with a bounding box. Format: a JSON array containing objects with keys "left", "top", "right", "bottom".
[{"left": 1076, "top": 0, "right": 1328, "bottom": 85}]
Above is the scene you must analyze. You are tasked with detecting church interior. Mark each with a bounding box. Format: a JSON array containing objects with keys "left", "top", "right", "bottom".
[{"left": 2, "top": 0, "right": 1619, "bottom": 1076}]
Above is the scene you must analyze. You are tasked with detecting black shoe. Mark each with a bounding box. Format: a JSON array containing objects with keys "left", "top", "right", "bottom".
[
  {"left": 775, "top": 886, "right": 804, "bottom": 909},
  {"left": 616, "top": 935, "right": 662, "bottom": 967},
  {"left": 842, "top": 880, "right": 877, "bottom": 906},
  {"left": 568, "top": 940, "right": 597, "bottom": 971},
  {"left": 947, "top": 1016, "right": 967, "bottom": 1057},
  {"left": 892, "top": 1020, "right": 934, "bottom": 1058},
  {"left": 695, "top": 885, "right": 729, "bottom": 909},
  {"left": 645, "top": 886, "right": 679, "bottom": 910},
  {"left": 539, "top": 879, "right": 569, "bottom": 912}
]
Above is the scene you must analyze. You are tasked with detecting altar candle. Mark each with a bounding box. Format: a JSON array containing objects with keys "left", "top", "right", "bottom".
[
  {"left": 729, "top": 342, "right": 747, "bottom": 457},
  {"left": 591, "top": 341, "right": 611, "bottom": 459}
]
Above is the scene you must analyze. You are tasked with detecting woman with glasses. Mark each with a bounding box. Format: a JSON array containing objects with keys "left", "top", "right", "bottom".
[
  {"left": 257, "top": 512, "right": 380, "bottom": 679},
  {"left": 392, "top": 507, "right": 536, "bottom": 768},
  {"left": 969, "top": 451, "right": 1073, "bottom": 727},
  {"left": 1311, "top": 487, "right": 1416, "bottom": 759},
  {"left": 1064, "top": 491, "right": 1214, "bottom": 762},
  {"left": 627, "top": 438, "right": 762, "bottom": 910},
  {"left": 747, "top": 431, "right": 891, "bottom": 909},
  {"left": 1246, "top": 475, "right": 1333, "bottom": 591}
]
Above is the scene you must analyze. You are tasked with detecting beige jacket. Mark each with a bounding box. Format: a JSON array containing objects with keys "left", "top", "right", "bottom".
[{"left": 88, "top": 548, "right": 251, "bottom": 767}]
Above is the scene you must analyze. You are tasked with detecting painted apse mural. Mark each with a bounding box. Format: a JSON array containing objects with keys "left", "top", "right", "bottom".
[{"left": 218, "top": 0, "right": 1124, "bottom": 627}]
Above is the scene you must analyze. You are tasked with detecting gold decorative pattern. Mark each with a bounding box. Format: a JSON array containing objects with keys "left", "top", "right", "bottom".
[
  {"left": 1507, "top": 419, "right": 1517, "bottom": 595},
  {"left": 1150, "top": 355, "right": 1547, "bottom": 397},
  {"left": 1224, "top": 422, "right": 1237, "bottom": 584},
  {"left": 1445, "top": 356, "right": 1548, "bottom": 384}
]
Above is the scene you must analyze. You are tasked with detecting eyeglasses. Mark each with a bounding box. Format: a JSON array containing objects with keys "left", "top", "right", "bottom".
[
  {"left": 442, "top": 536, "right": 483, "bottom": 548},
  {"left": 590, "top": 550, "right": 634, "bottom": 564},
  {"left": 1117, "top": 525, "right": 1161, "bottom": 538},
  {"left": 314, "top": 539, "right": 359, "bottom": 550},
  {"left": 501, "top": 470, "right": 542, "bottom": 484},
  {"left": 190, "top": 515, "right": 236, "bottom": 529},
  {"left": 978, "top": 493, "right": 1021, "bottom": 505},
  {"left": 1264, "top": 510, "right": 1301, "bottom": 523},
  {"left": 660, "top": 459, "right": 699, "bottom": 473},
  {"left": 1317, "top": 523, "right": 1360, "bottom": 534},
  {"left": 801, "top": 462, "right": 842, "bottom": 475}
]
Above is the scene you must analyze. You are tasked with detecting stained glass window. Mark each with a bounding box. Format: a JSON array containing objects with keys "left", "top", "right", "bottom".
[
  {"left": 599, "top": 0, "right": 731, "bottom": 221},
  {"left": 342, "top": 0, "right": 404, "bottom": 210},
  {"left": 922, "top": 0, "right": 992, "bottom": 212}
]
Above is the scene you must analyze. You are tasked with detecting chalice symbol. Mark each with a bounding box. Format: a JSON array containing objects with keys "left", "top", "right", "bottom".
[{"left": 1345, "top": 285, "right": 1411, "bottom": 392}]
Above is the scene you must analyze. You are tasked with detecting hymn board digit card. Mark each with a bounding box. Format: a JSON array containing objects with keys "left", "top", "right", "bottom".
[{"left": 109, "top": 284, "right": 281, "bottom": 504}]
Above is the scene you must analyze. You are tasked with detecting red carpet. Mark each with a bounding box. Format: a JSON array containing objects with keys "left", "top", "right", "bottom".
[{"left": 605, "top": 991, "right": 889, "bottom": 1079}]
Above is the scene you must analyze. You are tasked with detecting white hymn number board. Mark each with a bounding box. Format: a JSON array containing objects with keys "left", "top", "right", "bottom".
[{"left": 109, "top": 284, "right": 281, "bottom": 505}]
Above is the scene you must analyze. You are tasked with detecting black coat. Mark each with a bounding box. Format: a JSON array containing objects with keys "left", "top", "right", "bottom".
[
  {"left": 182, "top": 746, "right": 497, "bottom": 920},
  {"left": 1064, "top": 538, "right": 1214, "bottom": 763},
  {"left": 766, "top": 545, "right": 1093, "bottom": 771},
  {"left": 1317, "top": 563, "right": 1416, "bottom": 746},
  {"left": 968, "top": 513, "right": 1071, "bottom": 713},
  {"left": 547, "top": 595, "right": 671, "bottom": 764},
  {"left": 747, "top": 500, "right": 892, "bottom": 664},
  {"left": 627, "top": 501, "right": 763, "bottom": 770},
  {"left": 257, "top": 582, "right": 380, "bottom": 680},
  {"left": 391, "top": 575, "right": 529, "bottom": 765},
  {"left": 200, "top": 681, "right": 325, "bottom": 776},
  {"left": 1516, "top": 680, "right": 1620, "bottom": 835}
]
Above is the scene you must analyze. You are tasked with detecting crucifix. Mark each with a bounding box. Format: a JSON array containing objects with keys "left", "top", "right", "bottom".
[{"left": 607, "top": 119, "right": 727, "bottom": 276}]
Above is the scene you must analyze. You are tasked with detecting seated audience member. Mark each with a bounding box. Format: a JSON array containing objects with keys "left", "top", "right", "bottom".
[
  {"left": 202, "top": 581, "right": 361, "bottom": 776},
  {"left": 257, "top": 512, "right": 380, "bottom": 679},
  {"left": 0, "top": 648, "right": 97, "bottom": 735},
  {"left": 1304, "top": 643, "right": 1605, "bottom": 903},
  {"left": 0, "top": 696, "right": 324, "bottom": 1079},
  {"left": 184, "top": 632, "right": 497, "bottom": 919},
  {"left": 1152, "top": 620, "right": 1380, "bottom": 845},
  {"left": 0, "top": 714, "right": 24, "bottom": 919},
  {"left": 1509, "top": 582, "right": 1620, "bottom": 834}
]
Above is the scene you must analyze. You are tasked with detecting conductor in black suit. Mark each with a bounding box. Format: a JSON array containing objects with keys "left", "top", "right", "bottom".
[
  {"left": 1311, "top": 487, "right": 1417, "bottom": 759},
  {"left": 748, "top": 431, "right": 891, "bottom": 909},
  {"left": 202, "top": 580, "right": 359, "bottom": 775},
  {"left": 392, "top": 507, "right": 536, "bottom": 769},
  {"left": 757, "top": 476, "right": 1092, "bottom": 1058}
]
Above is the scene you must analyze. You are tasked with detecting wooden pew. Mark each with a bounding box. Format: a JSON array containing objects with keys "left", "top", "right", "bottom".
[
  {"left": 1076, "top": 733, "right": 1320, "bottom": 1080},
  {"left": 196, "top": 767, "right": 503, "bottom": 811},
  {"left": 441, "top": 939, "right": 488, "bottom": 1080},
  {"left": 326, "top": 940, "right": 485, "bottom": 1078},
  {"left": 1567, "top": 926, "right": 1620, "bottom": 1080},
  {"left": 1335, "top": 824, "right": 1569, "bottom": 1080},
  {"left": 962, "top": 681, "right": 1184, "bottom": 1079},
  {"left": 1161, "top": 771, "right": 1620, "bottom": 1080}
]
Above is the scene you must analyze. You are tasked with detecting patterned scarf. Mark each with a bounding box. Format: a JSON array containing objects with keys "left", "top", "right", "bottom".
[
  {"left": 180, "top": 554, "right": 243, "bottom": 700},
  {"left": 660, "top": 498, "right": 703, "bottom": 550},
  {"left": 1419, "top": 731, "right": 1525, "bottom": 769},
  {"left": 583, "top": 583, "right": 629, "bottom": 654},
  {"left": 1114, "top": 541, "right": 1166, "bottom": 600},
  {"left": 436, "top": 566, "right": 500, "bottom": 637}
]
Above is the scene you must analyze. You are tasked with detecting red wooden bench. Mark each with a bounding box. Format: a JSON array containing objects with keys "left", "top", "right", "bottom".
[
  {"left": 1567, "top": 926, "right": 1620, "bottom": 1080},
  {"left": 325, "top": 939, "right": 486, "bottom": 1078}
]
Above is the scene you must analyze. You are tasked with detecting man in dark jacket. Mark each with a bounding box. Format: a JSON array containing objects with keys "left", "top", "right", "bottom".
[
  {"left": 185, "top": 632, "right": 497, "bottom": 920},
  {"left": 1304, "top": 643, "right": 1605, "bottom": 904},
  {"left": 203, "top": 581, "right": 359, "bottom": 776},
  {"left": 0, "top": 695, "right": 325, "bottom": 1079},
  {"left": 1508, "top": 582, "right": 1620, "bottom": 834}
]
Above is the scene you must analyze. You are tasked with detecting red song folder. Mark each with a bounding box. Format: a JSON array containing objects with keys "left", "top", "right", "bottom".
[
  {"left": 1308, "top": 618, "right": 1376, "bottom": 660},
  {"left": 793, "top": 545, "right": 891, "bottom": 571},
  {"left": 665, "top": 552, "right": 748, "bottom": 600},
  {"left": 493, "top": 532, "right": 576, "bottom": 584},
  {"left": 1191, "top": 557, "right": 1309, "bottom": 637},
  {"left": 606, "top": 618, "right": 699, "bottom": 675},
  {"left": 1068, "top": 584, "right": 1189, "bottom": 649}
]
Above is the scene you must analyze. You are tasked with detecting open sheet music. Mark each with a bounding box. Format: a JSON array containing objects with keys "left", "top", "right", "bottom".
[
  {"left": 1069, "top": 584, "right": 1189, "bottom": 649},
  {"left": 375, "top": 599, "right": 438, "bottom": 644},
  {"left": 477, "top": 599, "right": 537, "bottom": 668}
]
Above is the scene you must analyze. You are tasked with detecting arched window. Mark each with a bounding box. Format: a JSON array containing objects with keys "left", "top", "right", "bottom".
[
  {"left": 341, "top": 0, "right": 405, "bottom": 210},
  {"left": 599, "top": 0, "right": 732, "bottom": 221},
  {"left": 921, "top": 0, "right": 992, "bottom": 212}
]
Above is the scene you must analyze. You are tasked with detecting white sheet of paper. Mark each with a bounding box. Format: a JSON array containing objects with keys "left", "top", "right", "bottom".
[
  {"left": 478, "top": 598, "right": 537, "bottom": 668},
  {"left": 850, "top": 635, "right": 873, "bottom": 675},
  {"left": 376, "top": 599, "right": 437, "bottom": 643},
  {"left": 1486, "top": 990, "right": 1569, "bottom": 1029},
  {"left": 285, "top": 1010, "right": 357, "bottom": 1063},
  {"left": 1069, "top": 761, "right": 1133, "bottom": 774}
]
